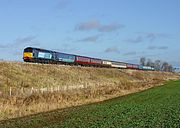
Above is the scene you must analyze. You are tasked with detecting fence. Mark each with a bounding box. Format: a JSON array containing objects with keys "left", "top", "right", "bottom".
[{"left": 0, "top": 84, "right": 93, "bottom": 97}]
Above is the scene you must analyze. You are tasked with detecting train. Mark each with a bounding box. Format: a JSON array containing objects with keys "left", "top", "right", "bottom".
[{"left": 23, "top": 47, "right": 155, "bottom": 71}]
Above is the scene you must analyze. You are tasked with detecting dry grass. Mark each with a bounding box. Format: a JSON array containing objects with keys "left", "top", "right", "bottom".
[
  {"left": 0, "top": 62, "right": 132, "bottom": 88},
  {"left": 0, "top": 84, "right": 151, "bottom": 120},
  {"left": 0, "top": 61, "right": 180, "bottom": 120}
]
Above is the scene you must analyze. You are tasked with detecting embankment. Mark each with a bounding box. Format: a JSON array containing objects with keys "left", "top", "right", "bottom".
[{"left": 0, "top": 61, "right": 179, "bottom": 120}]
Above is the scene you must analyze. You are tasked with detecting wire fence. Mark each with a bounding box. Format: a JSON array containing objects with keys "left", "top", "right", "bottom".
[{"left": 0, "top": 84, "right": 91, "bottom": 98}]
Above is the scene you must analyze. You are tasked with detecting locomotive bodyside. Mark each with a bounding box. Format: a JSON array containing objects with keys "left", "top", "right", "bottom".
[{"left": 23, "top": 47, "right": 55, "bottom": 63}]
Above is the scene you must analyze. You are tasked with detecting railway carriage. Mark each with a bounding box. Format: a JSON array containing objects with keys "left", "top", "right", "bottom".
[
  {"left": 142, "top": 66, "right": 153, "bottom": 70},
  {"left": 55, "top": 52, "right": 75, "bottom": 63},
  {"left": 126, "top": 64, "right": 139, "bottom": 70},
  {"left": 102, "top": 60, "right": 112, "bottom": 67},
  {"left": 126, "top": 64, "right": 133, "bottom": 69},
  {"left": 90, "top": 58, "right": 102, "bottom": 66},
  {"left": 75, "top": 56, "right": 91, "bottom": 65},
  {"left": 111, "top": 61, "right": 127, "bottom": 69}
]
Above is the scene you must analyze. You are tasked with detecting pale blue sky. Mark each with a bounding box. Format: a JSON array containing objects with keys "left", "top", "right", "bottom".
[{"left": 0, "top": 0, "right": 179, "bottom": 69}]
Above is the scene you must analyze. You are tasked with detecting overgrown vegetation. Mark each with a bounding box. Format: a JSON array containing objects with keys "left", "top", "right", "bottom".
[
  {"left": 0, "top": 80, "right": 180, "bottom": 128},
  {"left": 0, "top": 61, "right": 180, "bottom": 120}
]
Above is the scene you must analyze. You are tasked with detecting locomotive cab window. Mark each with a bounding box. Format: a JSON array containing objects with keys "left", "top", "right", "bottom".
[{"left": 24, "top": 48, "right": 33, "bottom": 52}]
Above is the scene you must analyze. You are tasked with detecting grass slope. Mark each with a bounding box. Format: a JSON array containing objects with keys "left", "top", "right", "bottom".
[
  {"left": 1, "top": 62, "right": 180, "bottom": 120},
  {"left": 0, "top": 80, "right": 180, "bottom": 128},
  {"left": 0, "top": 61, "right": 179, "bottom": 89}
]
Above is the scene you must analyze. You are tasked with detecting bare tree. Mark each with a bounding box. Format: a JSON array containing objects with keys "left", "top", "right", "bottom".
[
  {"left": 146, "top": 59, "right": 155, "bottom": 67},
  {"left": 161, "top": 62, "right": 170, "bottom": 72},
  {"left": 140, "top": 57, "right": 146, "bottom": 66},
  {"left": 154, "top": 60, "right": 162, "bottom": 71},
  {"left": 168, "top": 64, "right": 173, "bottom": 72}
]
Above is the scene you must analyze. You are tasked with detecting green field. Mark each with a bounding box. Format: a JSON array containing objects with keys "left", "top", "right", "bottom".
[{"left": 0, "top": 80, "right": 180, "bottom": 128}]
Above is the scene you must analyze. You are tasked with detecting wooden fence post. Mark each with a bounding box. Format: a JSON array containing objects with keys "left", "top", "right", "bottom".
[
  {"left": 21, "top": 87, "right": 24, "bottom": 95},
  {"left": 31, "top": 87, "right": 33, "bottom": 94},
  {"left": 51, "top": 87, "right": 53, "bottom": 93},
  {"left": 9, "top": 87, "right": 12, "bottom": 96}
]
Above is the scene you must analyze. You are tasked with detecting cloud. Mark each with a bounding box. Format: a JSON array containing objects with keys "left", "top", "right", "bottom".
[
  {"left": 124, "top": 36, "right": 143, "bottom": 43},
  {"left": 123, "top": 52, "right": 136, "bottom": 56},
  {"left": 158, "top": 46, "right": 168, "bottom": 50},
  {"left": 104, "top": 47, "right": 120, "bottom": 53},
  {"left": 0, "top": 43, "right": 13, "bottom": 49},
  {"left": 78, "top": 35, "right": 100, "bottom": 42},
  {"left": 137, "top": 32, "right": 172, "bottom": 43},
  {"left": 55, "top": 0, "right": 69, "bottom": 10},
  {"left": 98, "top": 23, "right": 125, "bottom": 32},
  {"left": 53, "top": 44, "right": 76, "bottom": 53},
  {"left": 146, "top": 33, "right": 157, "bottom": 42},
  {"left": 0, "top": 35, "right": 38, "bottom": 49},
  {"left": 75, "top": 20, "right": 124, "bottom": 32},
  {"left": 147, "top": 46, "right": 168, "bottom": 50},
  {"left": 147, "top": 46, "right": 156, "bottom": 50},
  {"left": 75, "top": 21, "right": 101, "bottom": 31},
  {"left": 124, "top": 32, "right": 172, "bottom": 44},
  {"left": 15, "top": 36, "right": 37, "bottom": 45},
  {"left": 0, "top": 44, "right": 7, "bottom": 48}
]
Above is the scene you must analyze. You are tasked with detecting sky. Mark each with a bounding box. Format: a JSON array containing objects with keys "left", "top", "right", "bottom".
[{"left": 0, "top": 0, "right": 180, "bottom": 70}]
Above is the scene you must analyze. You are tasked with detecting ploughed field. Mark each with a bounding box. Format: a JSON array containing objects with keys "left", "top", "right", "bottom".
[
  {"left": 0, "top": 61, "right": 180, "bottom": 120},
  {"left": 0, "top": 80, "right": 180, "bottom": 128}
]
